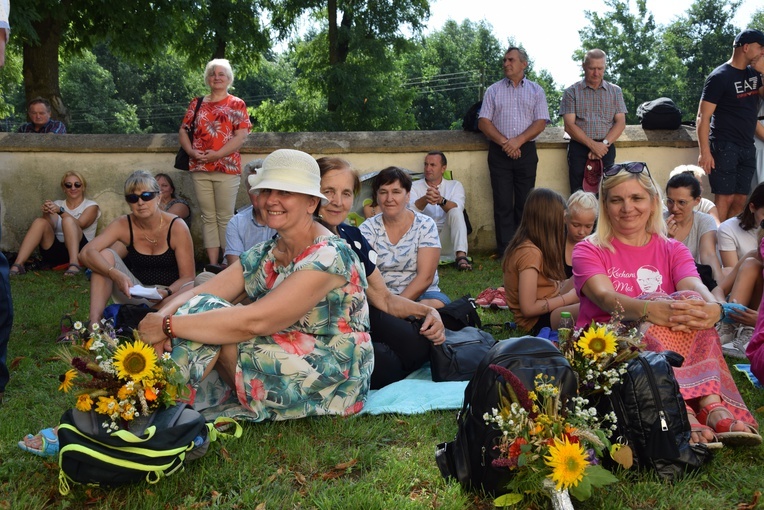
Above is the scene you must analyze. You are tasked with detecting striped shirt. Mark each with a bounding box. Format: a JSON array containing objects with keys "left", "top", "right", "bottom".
[
  {"left": 559, "top": 79, "right": 627, "bottom": 140},
  {"left": 479, "top": 77, "right": 550, "bottom": 140}
]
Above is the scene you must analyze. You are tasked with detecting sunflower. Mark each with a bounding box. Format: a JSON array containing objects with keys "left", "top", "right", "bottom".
[
  {"left": 113, "top": 340, "right": 158, "bottom": 382},
  {"left": 576, "top": 325, "right": 617, "bottom": 358},
  {"left": 58, "top": 369, "right": 77, "bottom": 392},
  {"left": 544, "top": 436, "right": 588, "bottom": 490}
]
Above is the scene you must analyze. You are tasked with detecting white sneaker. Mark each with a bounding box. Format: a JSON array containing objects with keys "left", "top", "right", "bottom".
[
  {"left": 716, "top": 322, "right": 737, "bottom": 345},
  {"left": 734, "top": 326, "right": 754, "bottom": 359}
]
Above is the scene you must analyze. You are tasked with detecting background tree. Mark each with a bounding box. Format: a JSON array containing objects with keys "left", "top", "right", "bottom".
[
  {"left": 576, "top": 0, "right": 670, "bottom": 123},
  {"left": 662, "top": 0, "right": 742, "bottom": 120},
  {"left": 268, "top": 0, "right": 429, "bottom": 115},
  {"left": 402, "top": 20, "right": 502, "bottom": 130}
]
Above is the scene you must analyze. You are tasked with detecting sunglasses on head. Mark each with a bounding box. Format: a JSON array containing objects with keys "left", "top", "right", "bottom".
[
  {"left": 64, "top": 182, "right": 82, "bottom": 189},
  {"left": 125, "top": 191, "right": 158, "bottom": 204},
  {"left": 603, "top": 162, "right": 650, "bottom": 179}
]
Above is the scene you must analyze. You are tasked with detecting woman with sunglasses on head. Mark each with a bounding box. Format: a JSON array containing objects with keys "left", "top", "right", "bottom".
[
  {"left": 10, "top": 171, "right": 100, "bottom": 276},
  {"left": 316, "top": 157, "right": 444, "bottom": 388},
  {"left": 573, "top": 161, "right": 761, "bottom": 447},
  {"left": 79, "top": 170, "right": 195, "bottom": 328}
]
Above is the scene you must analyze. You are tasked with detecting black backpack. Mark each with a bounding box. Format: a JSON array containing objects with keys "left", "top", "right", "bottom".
[
  {"left": 435, "top": 336, "right": 578, "bottom": 494},
  {"left": 636, "top": 97, "right": 682, "bottom": 130},
  {"left": 601, "top": 350, "right": 711, "bottom": 481},
  {"left": 462, "top": 101, "right": 482, "bottom": 132},
  {"left": 57, "top": 404, "right": 241, "bottom": 494}
]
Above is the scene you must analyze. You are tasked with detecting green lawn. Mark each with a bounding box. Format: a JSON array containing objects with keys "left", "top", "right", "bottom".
[{"left": 0, "top": 254, "right": 763, "bottom": 509}]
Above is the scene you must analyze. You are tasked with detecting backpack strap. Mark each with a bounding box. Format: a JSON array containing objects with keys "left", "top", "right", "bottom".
[{"left": 206, "top": 417, "right": 243, "bottom": 442}]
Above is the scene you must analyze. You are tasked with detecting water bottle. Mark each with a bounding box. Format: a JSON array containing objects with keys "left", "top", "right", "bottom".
[{"left": 558, "top": 311, "right": 574, "bottom": 348}]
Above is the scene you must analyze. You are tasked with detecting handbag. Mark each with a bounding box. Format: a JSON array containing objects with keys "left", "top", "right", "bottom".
[
  {"left": 430, "top": 326, "right": 496, "bottom": 382},
  {"left": 174, "top": 96, "right": 204, "bottom": 171},
  {"left": 437, "top": 295, "right": 481, "bottom": 331}
]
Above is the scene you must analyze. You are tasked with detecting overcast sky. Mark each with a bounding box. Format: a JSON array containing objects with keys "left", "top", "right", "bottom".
[{"left": 426, "top": 0, "right": 761, "bottom": 87}]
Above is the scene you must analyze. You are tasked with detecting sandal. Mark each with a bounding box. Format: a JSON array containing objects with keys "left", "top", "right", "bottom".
[
  {"left": 17, "top": 427, "right": 59, "bottom": 457},
  {"left": 9, "top": 263, "right": 25, "bottom": 276},
  {"left": 685, "top": 406, "right": 723, "bottom": 449},
  {"left": 63, "top": 263, "right": 81, "bottom": 276},
  {"left": 455, "top": 256, "right": 473, "bottom": 271},
  {"left": 697, "top": 402, "right": 762, "bottom": 447}
]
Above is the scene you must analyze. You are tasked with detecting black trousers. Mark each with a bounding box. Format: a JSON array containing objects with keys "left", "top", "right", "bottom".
[
  {"left": 567, "top": 139, "right": 616, "bottom": 194},
  {"left": 0, "top": 225, "right": 13, "bottom": 394},
  {"left": 487, "top": 141, "right": 538, "bottom": 255},
  {"left": 369, "top": 306, "right": 431, "bottom": 390}
]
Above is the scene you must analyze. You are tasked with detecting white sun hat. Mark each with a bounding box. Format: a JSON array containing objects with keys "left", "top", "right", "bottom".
[{"left": 251, "top": 149, "right": 328, "bottom": 204}]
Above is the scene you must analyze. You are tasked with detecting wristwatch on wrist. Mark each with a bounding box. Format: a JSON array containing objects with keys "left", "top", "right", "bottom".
[
  {"left": 58, "top": 207, "right": 65, "bottom": 215},
  {"left": 440, "top": 197, "right": 447, "bottom": 206},
  {"left": 602, "top": 139, "right": 610, "bottom": 146}
]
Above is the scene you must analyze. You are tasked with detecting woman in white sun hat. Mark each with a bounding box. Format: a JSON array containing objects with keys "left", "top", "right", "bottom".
[{"left": 138, "top": 148, "right": 374, "bottom": 422}]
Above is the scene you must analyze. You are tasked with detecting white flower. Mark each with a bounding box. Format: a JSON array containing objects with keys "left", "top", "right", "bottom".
[{"left": 73, "top": 321, "right": 83, "bottom": 330}]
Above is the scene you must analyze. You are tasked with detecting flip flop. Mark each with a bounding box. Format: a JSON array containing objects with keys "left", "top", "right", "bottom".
[
  {"left": 17, "top": 427, "right": 59, "bottom": 457},
  {"left": 697, "top": 402, "right": 762, "bottom": 447}
]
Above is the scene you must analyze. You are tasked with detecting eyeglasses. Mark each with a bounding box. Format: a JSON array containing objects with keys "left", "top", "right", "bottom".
[
  {"left": 125, "top": 191, "right": 158, "bottom": 203},
  {"left": 603, "top": 162, "right": 651, "bottom": 179},
  {"left": 666, "top": 198, "right": 692, "bottom": 208},
  {"left": 64, "top": 182, "right": 82, "bottom": 189}
]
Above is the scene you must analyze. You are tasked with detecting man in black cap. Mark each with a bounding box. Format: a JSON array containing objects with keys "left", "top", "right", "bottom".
[{"left": 697, "top": 28, "right": 764, "bottom": 221}]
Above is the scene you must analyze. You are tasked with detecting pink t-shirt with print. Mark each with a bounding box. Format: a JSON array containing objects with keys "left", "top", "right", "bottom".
[{"left": 572, "top": 234, "right": 698, "bottom": 328}]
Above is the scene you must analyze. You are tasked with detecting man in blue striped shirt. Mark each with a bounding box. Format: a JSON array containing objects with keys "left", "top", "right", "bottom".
[
  {"left": 478, "top": 47, "right": 550, "bottom": 255},
  {"left": 17, "top": 97, "right": 67, "bottom": 134}
]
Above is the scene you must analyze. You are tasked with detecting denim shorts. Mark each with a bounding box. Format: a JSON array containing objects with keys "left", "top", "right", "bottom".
[
  {"left": 708, "top": 140, "right": 756, "bottom": 195},
  {"left": 418, "top": 290, "right": 451, "bottom": 306}
]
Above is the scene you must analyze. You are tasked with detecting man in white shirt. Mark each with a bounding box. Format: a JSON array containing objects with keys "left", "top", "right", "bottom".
[{"left": 409, "top": 151, "right": 471, "bottom": 270}]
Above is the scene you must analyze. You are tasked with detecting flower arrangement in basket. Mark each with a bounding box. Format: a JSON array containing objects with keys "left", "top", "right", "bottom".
[
  {"left": 57, "top": 320, "right": 188, "bottom": 432},
  {"left": 484, "top": 366, "right": 618, "bottom": 507}
]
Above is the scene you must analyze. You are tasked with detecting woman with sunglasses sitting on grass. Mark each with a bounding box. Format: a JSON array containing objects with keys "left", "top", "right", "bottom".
[
  {"left": 79, "top": 170, "right": 195, "bottom": 328},
  {"left": 573, "top": 161, "right": 761, "bottom": 448},
  {"left": 10, "top": 171, "right": 100, "bottom": 276}
]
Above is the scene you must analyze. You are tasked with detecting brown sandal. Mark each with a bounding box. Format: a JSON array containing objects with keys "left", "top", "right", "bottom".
[{"left": 9, "top": 263, "right": 25, "bottom": 276}]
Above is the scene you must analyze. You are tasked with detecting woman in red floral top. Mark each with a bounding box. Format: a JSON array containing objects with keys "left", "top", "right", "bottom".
[{"left": 179, "top": 58, "right": 251, "bottom": 265}]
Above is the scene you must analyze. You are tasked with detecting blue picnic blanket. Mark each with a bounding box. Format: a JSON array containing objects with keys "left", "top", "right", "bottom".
[
  {"left": 360, "top": 365, "right": 467, "bottom": 415},
  {"left": 733, "top": 364, "right": 762, "bottom": 389}
]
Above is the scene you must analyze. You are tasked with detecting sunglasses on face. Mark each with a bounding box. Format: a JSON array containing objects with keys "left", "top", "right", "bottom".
[
  {"left": 603, "top": 161, "right": 651, "bottom": 179},
  {"left": 64, "top": 182, "right": 82, "bottom": 189},
  {"left": 125, "top": 191, "right": 158, "bottom": 204}
]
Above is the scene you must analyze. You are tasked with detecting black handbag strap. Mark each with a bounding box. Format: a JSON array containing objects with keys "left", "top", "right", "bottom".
[{"left": 186, "top": 96, "right": 204, "bottom": 140}]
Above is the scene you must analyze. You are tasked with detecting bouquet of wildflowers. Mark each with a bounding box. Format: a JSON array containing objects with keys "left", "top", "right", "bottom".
[
  {"left": 56, "top": 320, "right": 188, "bottom": 432},
  {"left": 558, "top": 315, "right": 644, "bottom": 399},
  {"left": 484, "top": 366, "right": 618, "bottom": 506}
]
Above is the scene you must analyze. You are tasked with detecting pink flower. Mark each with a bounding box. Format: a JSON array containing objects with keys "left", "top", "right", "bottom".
[
  {"left": 273, "top": 331, "right": 316, "bottom": 355},
  {"left": 249, "top": 378, "right": 266, "bottom": 401},
  {"left": 295, "top": 241, "right": 326, "bottom": 264},
  {"left": 264, "top": 258, "right": 278, "bottom": 288}
]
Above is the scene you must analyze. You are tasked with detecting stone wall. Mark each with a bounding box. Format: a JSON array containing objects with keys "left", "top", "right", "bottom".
[{"left": 0, "top": 126, "right": 701, "bottom": 255}]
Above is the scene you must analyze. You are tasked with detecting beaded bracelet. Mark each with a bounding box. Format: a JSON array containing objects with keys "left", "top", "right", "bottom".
[{"left": 162, "top": 315, "right": 174, "bottom": 340}]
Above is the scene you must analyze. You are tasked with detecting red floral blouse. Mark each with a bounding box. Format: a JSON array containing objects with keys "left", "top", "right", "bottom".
[{"left": 181, "top": 95, "right": 252, "bottom": 175}]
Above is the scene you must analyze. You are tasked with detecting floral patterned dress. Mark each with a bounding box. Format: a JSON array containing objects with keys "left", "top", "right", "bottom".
[{"left": 170, "top": 236, "right": 374, "bottom": 421}]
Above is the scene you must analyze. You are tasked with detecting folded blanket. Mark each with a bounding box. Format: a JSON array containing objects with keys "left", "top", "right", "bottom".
[
  {"left": 360, "top": 365, "right": 467, "bottom": 415},
  {"left": 734, "top": 364, "right": 763, "bottom": 389}
]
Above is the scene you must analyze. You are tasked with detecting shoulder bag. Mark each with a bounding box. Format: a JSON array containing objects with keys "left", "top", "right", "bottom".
[{"left": 174, "top": 96, "right": 204, "bottom": 170}]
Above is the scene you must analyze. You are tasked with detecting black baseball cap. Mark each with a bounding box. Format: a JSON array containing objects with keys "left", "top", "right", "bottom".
[{"left": 733, "top": 29, "right": 764, "bottom": 47}]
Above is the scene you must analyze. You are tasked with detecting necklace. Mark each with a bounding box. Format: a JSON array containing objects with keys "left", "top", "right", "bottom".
[{"left": 140, "top": 215, "right": 164, "bottom": 245}]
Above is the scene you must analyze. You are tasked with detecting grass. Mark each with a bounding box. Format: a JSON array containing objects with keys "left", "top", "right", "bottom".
[{"left": 0, "top": 254, "right": 763, "bottom": 509}]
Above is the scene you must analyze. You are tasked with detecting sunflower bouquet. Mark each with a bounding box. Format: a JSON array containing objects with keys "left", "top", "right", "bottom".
[
  {"left": 558, "top": 318, "right": 644, "bottom": 399},
  {"left": 484, "top": 366, "right": 618, "bottom": 506},
  {"left": 56, "top": 320, "right": 188, "bottom": 432}
]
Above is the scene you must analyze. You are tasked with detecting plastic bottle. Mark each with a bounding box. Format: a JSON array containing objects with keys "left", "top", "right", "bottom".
[{"left": 558, "top": 311, "right": 574, "bottom": 347}]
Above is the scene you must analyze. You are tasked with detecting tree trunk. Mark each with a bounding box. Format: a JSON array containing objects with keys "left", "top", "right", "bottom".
[
  {"left": 22, "top": 14, "right": 69, "bottom": 126},
  {"left": 327, "top": 8, "right": 353, "bottom": 112}
]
